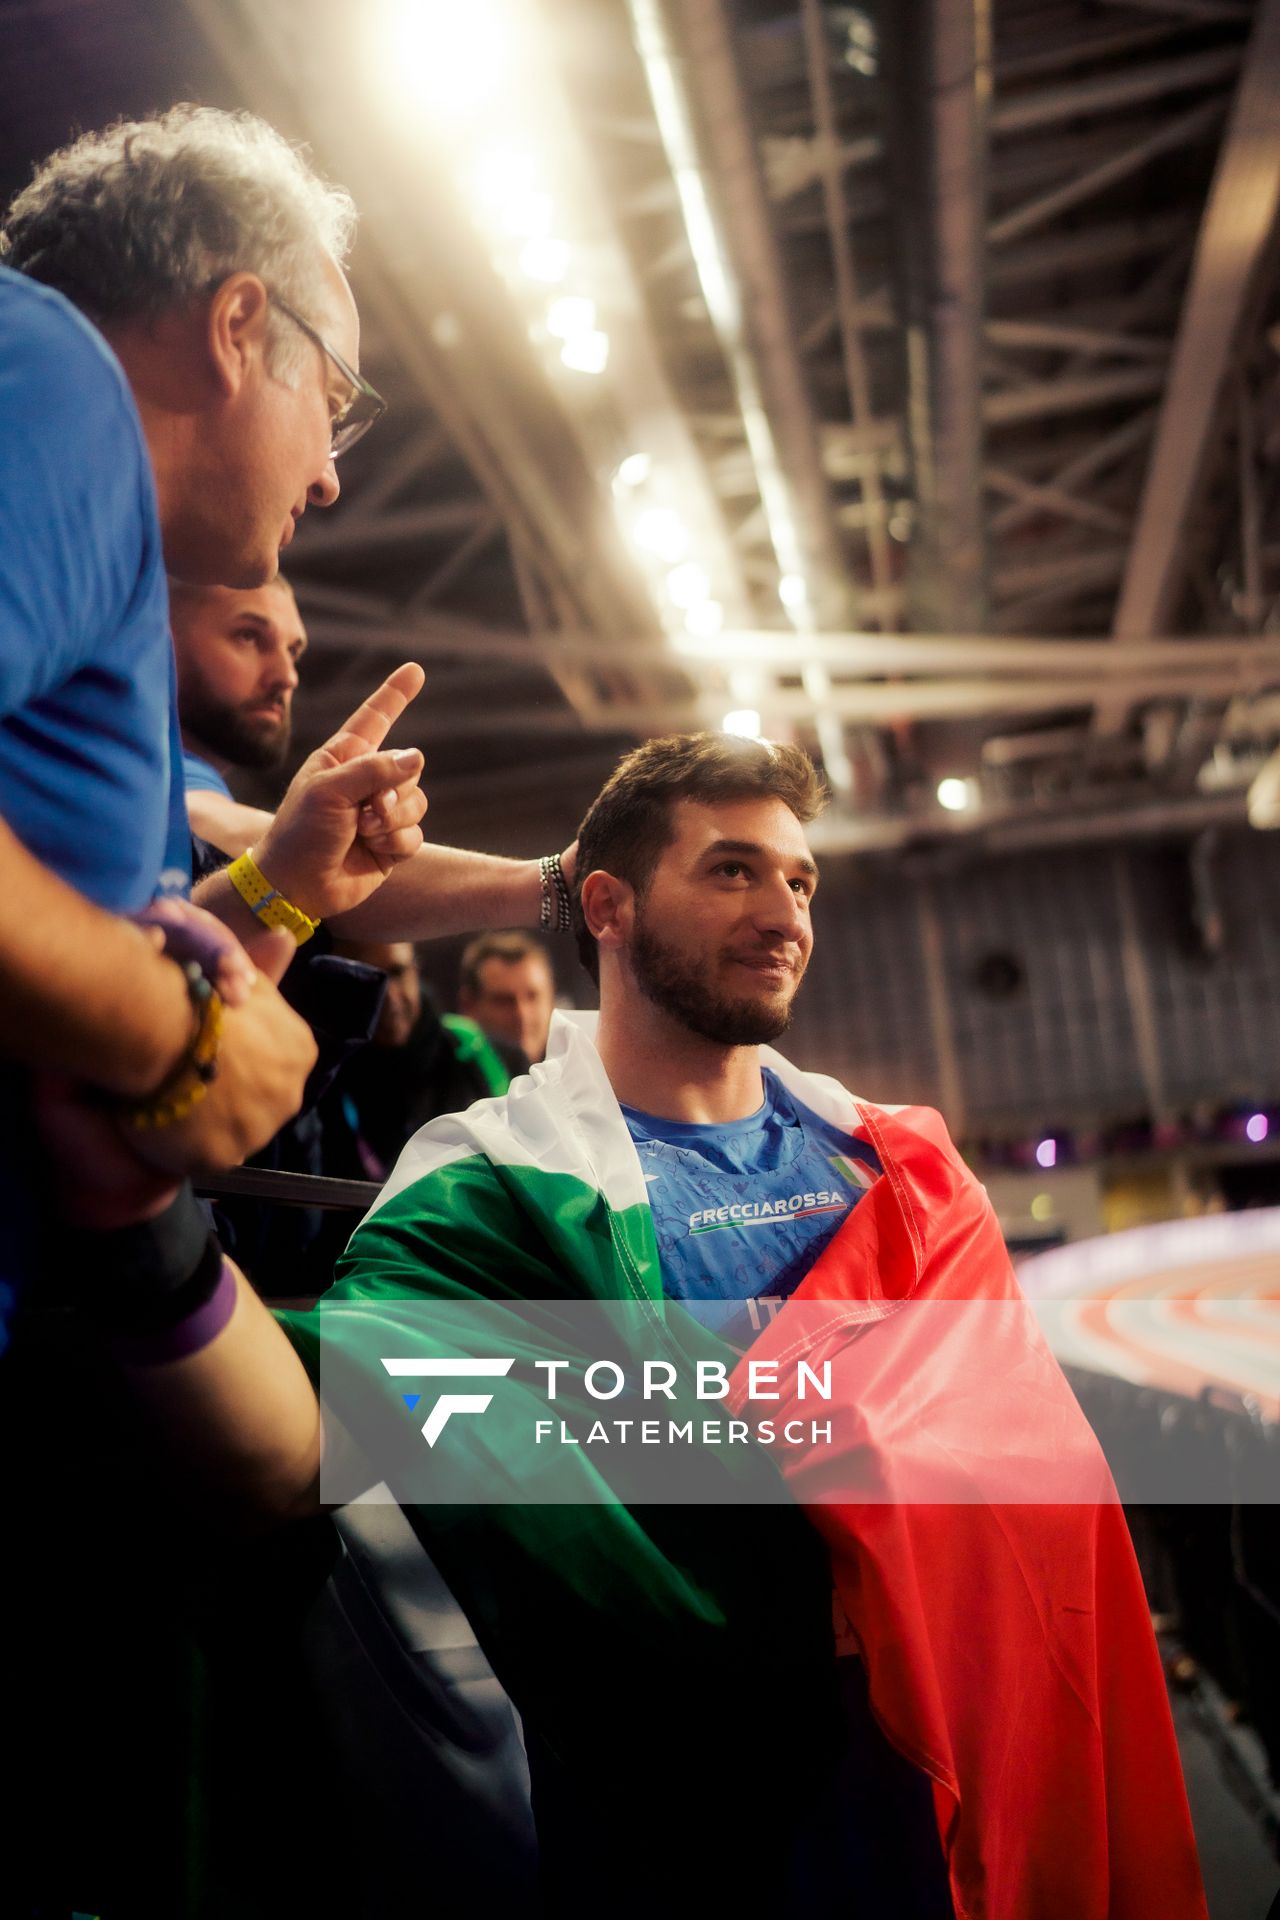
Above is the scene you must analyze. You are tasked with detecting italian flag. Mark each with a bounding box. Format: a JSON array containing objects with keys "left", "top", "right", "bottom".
[{"left": 282, "top": 1013, "right": 1206, "bottom": 1920}]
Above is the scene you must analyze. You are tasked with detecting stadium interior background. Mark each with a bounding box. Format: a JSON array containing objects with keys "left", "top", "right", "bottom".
[{"left": 5, "top": 0, "right": 1280, "bottom": 1911}]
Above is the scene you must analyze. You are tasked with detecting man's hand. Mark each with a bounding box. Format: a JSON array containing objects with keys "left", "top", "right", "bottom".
[
  {"left": 127, "top": 928, "right": 317, "bottom": 1177},
  {"left": 36, "top": 923, "right": 316, "bottom": 1212},
  {"left": 250, "top": 664, "right": 428, "bottom": 921},
  {"left": 33, "top": 1073, "right": 182, "bottom": 1230},
  {"left": 136, "top": 896, "right": 258, "bottom": 1007}
]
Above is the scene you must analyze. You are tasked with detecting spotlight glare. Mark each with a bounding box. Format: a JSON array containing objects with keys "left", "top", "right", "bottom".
[
  {"left": 1035, "top": 1138, "right": 1057, "bottom": 1170},
  {"left": 613, "top": 451, "right": 651, "bottom": 490},
  {"left": 722, "top": 709, "right": 762, "bottom": 739},
  {"left": 560, "top": 329, "right": 609, "bottom": 374},
  {"left": 384, "top": 0, "right": 512, "bottom": 120},
  {"left": 501, "top": 189, "right": 553, "bottom": 241},
  {"left": 1246, "top": 1111, "right": 1269, "bottom": 1144},
  {"left": 778, "top": 572, "right": 807, "bottom": 609},
  {"left": 519, "top": 236, "right": 570, "bottom": 283},
  {"left": 546, "top": 295, "right": 596, "bottom": 340},
  {"left": 666, "top": 562, "right": 710, "bottom": 609},
  {"left": 631, "top": 507, "right": 687, "bottom": 563},
  {"left": 683, "top": 599, "right": 724, "bottom": 637},
  {"left": 937, "top": 776, "right": 971, "bottom": 813},
  {"left": 472, "top": 148, "right": 538, "bottom": 207}
]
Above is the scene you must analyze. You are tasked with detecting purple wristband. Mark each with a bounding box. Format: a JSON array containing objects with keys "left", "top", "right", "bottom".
[{"left": 110, "top": 1258, "right": 238, "bottom": 1367}]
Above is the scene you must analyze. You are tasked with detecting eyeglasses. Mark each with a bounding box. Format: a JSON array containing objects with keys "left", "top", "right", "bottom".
[{"left": 269, "top": 294, "right": 387, "bottom": 458}]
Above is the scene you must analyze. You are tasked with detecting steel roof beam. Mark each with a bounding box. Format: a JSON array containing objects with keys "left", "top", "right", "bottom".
[
  {"left": 990, "top": 410, "right": 1156, "bottom": 537},
  {"left": 991, "top": 42, "right": 1241, "bottom": 137},
  {"left": 304, "top": 593, "right": 1280, "bottom": 676},
  {"left": 989, "top": 95, "right": 1227, "bottom": 248},
  {"left": 643, "top": 0, "right": 858, "bottom": 633},
  {"left": 480, "top": 665, "right": 1280, "bottom": 734},
  {"left": 984, "top": 318, "right": 1169, "bottom": 362},
  {"left": 988, "top": 211, "right": 1193, "bottom": 291},
  {"left": 983, "top": 466, "right": 1131, "bottom": 536},
  {"left": 797, "top": 0, "right": 896, "bottom": 610},
  {"left": 879, "top": 0, "right": 992, "bottom": 632},
  {"left": 1111, "top": 0, "right": 1280, "bottom": 657},
  {"left": 983, "top": 364, "right": 1166, "bottom": 426}
]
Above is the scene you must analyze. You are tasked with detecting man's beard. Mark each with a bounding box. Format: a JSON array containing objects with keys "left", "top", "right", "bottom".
[
  {"left": 630, "top": 915, "right": 800, "bottom": 1046},
  {"left": 182, "top": 691, "right": 291, "bottom": 772}
]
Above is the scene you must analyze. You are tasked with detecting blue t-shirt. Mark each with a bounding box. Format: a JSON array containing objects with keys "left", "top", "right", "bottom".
[
  {"left": 0, "top": 266, "right": 189, "bottom": 909},
  {"left": 182, "top": 748, "right": 234, "bottom": 799},
  {"left": 623, "top": 1075, "right": 953, "bottom": 1916},
  {"left": 0, "top": 268, "right": 191, "bottom": 1331},
  {"left": 623, "top": 1067, "right": 882, "bottom": 1315}
]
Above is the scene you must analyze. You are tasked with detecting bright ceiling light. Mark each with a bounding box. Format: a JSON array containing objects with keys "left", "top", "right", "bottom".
[
  {"left": 519, "top": 236, "right": 570, "bottom": 283},
  {"left": 666, "top": 562, "right": 710, "bottom": 608},
  {"left": 560, "top": 329, "right": 610, "bottom": 374},
  {"left": 382, "top": 0, "right": 513, "bottom": 121},
  {"left": 631, "top": 507, "right": 687, "bottom": 563},
  {"left": 937, "top": 777, "right": 971, "bottom": 813},
  {"left": 722, "top": 709, "right": 762, "bottom": 739},
  {"left": 471, "top": 148, "right": 538, "bottom": 208},
  {"left": 501, "top": 189, "right": 554, "bottom": 241},
  {"left": 546, "top": 295, "right": 596, "bottom": 340},
  {"left": 778, "top": 572, "right": 807, "bottom": 609},
  {"left": 613, "top": 452, "right": 651, "bottom": 490},
  {"left": 683, "top": 599, "right": 724, "bottom": 637}
]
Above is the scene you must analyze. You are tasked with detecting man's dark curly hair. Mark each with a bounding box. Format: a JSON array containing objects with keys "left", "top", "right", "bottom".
[{"left": 572, "top": 732, "right": 827, "bottom": 982}]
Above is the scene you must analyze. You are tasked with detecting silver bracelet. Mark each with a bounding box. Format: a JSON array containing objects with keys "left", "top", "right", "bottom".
[{"left": 538, "top": 853, "right": 573, "bottom": 933}]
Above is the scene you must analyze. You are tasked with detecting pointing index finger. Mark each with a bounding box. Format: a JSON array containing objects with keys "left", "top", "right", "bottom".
[{"left": 327, "top": 661, "right": 426, "bottom": 755}]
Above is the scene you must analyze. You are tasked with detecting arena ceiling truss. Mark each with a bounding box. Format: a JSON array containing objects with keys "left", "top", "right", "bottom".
[{"left": 6, "top": 0, "right": 1280, "bottom": 855}]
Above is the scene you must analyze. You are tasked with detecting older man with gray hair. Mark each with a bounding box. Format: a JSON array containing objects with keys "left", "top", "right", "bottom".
[
  {"left": 0, "top": 103, "right": 439, "bottom": 1917},
  {"left": 0, "top": 105, "right": 430, "bottom": 1321}
]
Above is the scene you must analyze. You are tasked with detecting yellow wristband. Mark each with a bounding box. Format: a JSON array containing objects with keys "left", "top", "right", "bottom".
[{"left": 226, "top": 848, "right": 320, "bottom": 945}]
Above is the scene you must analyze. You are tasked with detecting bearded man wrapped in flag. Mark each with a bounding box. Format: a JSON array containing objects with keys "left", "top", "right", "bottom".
[{"left": 270, "top": 732, "right": 1208, "bottom": 1920}]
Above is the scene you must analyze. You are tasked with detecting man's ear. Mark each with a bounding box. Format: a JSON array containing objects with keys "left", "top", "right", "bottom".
[
  {"left": 580, "top": 870, "right": 634, "bottom": 959},
  {"left": 206, "top": 272, "right": 272, "bottom": 400}
]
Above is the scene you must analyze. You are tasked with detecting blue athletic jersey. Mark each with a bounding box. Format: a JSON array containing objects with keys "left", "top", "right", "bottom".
[
  {"left": 182, "top": 747, "right": 234, "bottom": 799},
  {"left": 623, "top": 1072, "right": 952, "bottom": 1915},
  {"left": 622, "top": 1067, "right": 881, "bottom": 1311}
]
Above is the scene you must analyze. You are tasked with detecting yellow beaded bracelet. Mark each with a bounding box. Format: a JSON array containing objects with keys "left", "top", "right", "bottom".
[
  {"left": 124, "top": 963, "right": 224, "bottom": 1131},
  {"left": 226, "top": 847, "right": 320, "bottom": 945}
]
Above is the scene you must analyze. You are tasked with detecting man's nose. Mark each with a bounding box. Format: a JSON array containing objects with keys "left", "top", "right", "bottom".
[
  {"left": 309, "top": 454, "right": 340, "bottom": 509},
  {"left": 755, "top": 880, "right": 808, "bottom": 940},
  {"left": 265, "top": 646, "right": 300, "bottom": 694}
]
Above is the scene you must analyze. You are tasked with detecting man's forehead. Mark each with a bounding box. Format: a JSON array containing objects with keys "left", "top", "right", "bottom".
[
  {"left": 481, "top": 953, "right": 551, "bottom": 985},
  {"left": 210, "top": 581, "right": 305, "bottom": 643},
  {"left": 667, "top": 794, "right": 815, "bottom": 863}
]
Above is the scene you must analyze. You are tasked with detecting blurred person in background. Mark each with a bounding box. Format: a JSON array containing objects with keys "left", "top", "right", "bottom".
[
  {"left": 171, "top": 576, "right": 579, "bottom": 952},
  {"left": 324, "top": 938, "right": 525, "bottom": 1185},
  {"left": 457, "top": 927, "right": 557, "bottom": 1065},
  {"left": 166, "top": 575, "right": 577, "bottom": 1286}
]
